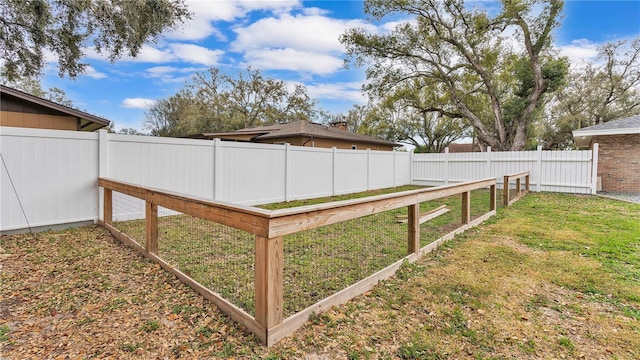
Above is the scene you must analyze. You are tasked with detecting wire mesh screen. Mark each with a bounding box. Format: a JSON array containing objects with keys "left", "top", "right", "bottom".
[
  {"left": 282, "top": 208, "right": 407, "bottom": 316},
  {"left": 155, "top": 209, "right": 255, "bottom": 315},
  {"left": 111, "top": 191, "right": 146, "bottom": 246},
  {"left": 108, "top": 192, "right": 255, "bottom": 316}
]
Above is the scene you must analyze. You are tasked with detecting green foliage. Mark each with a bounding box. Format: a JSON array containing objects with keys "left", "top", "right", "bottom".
[
  {"left": 143, "top": 67, "right": 317, "bottom": 137},
  {"left": 341, "top": 0, "right": 566, "bottom": 150},
  {"left": 140, "top": 320, "right": 160, "bottom": 333},
  {"left": 0, "top": 325, "right": 10, "bottom": 342},
  {"left": 540, "top": 37, "right": 640, "bottom": 149},
  {"left": 0, "top": 0, "right": 191, "bottom": 80}
]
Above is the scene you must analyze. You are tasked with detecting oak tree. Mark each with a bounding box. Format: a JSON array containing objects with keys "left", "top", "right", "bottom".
[
  {"left": 1, "top": 0, "right": 190, "bottom": 80},
  {"left": 341, "top": 0, "right": 567, "bottom": 150}
]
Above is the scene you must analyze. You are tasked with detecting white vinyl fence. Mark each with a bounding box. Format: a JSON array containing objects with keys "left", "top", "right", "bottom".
[
  {"left": 1, "top": 126, "right": 599, "bottom": 233},
  {"left": 412, "top": 145, "right": 599, "bottom": 194},
  {"left": 1, "top": 127, "right": 411, "bottom": 232}
]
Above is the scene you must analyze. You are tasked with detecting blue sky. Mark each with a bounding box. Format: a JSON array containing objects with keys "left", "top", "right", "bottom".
[{"left": 35, "top": 0, "right": 640, "bottom": 132}]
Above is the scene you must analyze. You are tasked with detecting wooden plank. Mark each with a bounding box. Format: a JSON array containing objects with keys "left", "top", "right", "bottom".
[
  {"left": 146, "top": 201, "right": 158, "bottom": 254},
  {"left": 148, "top": 191, "right": 270, "bottom": 237},
  {"left": 255, "top": 236, "right": 283, "bottom": 329},
  {"left": 407, "top": 204, "right": 420, "bottom": 254},
  {"left": 102, "top": 222, "right": 266, "bottom": 343},
  {"left": 461, "top": 191, "right": 471, "bottom": 225},
  {"left": 268, "top": 178, "right": 496, "bottom": 238},
  {"left": 525, "top": 174, "right": 530, "bottom": 192},
  {"left": 396, "top": 206, "right": 449, "bottom": 224},
  {"left": 104, "top": 188, "right": 112, "bottom": 225}
]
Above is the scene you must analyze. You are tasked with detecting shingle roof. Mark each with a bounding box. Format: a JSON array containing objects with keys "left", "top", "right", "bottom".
[
  {"left": 572, "top": 114, "right": 640, "bottom": 147},
  {"left": 203, "top": 120, "right": 399, "bottom": 147},
  {"left": 1, "top": 84, "right": 111, "bottom": 131},
  {"left": 574, "top": 115, "right": 640, "bottom": 132}
]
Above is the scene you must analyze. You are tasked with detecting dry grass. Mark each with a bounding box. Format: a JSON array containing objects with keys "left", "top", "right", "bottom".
[{"left": 1, "top": 192, "right": 638, "bottom": 359}]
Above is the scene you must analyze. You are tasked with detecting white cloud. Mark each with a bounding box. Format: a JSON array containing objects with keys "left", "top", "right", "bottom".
[
  {"left": 121, "top": 98, "right": 157, "bottom": 109},
  {"left": 230, "top": 12, "right": 377, "bottom": 76},
  {"left": 84, "top": 65, "right": 107, "bottom": 79},
  {"left": 303, "top": 81, "right": 367, "bottom": 103},
  {"left": 557, "top": 39, "right": 599, "bottom": 62},
  {"left": 169, "top": 44, "right": 223, "bottom": 66},
  {"left": 83, "top": 44, "right": 223, "bottom": 66},
  {"left": 243, "top": 48, "right": 343, "bottom": 74},
  {"left": 165, "top": 0, "right": 301, "bottom": 41},
  {"left": 232, "top": 13, "right": 374, "bottom": 53}
]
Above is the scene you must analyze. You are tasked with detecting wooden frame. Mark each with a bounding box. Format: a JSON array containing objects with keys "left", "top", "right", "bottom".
[
  {"left": 98, "top": 176, "right": 497, "bottom": 346},
  {"left": 503, "top": 171, "right": 531, "bottom": 206}
]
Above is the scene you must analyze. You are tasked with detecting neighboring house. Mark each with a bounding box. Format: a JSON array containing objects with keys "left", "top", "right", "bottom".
[
  {"left": 1, "top": 85, "right": 110, "bottom": 131},
  {"left": 443, "top": 143, "right": 481, "bottom": 153},
  {"left": 188, "top": 120, "right": 399, "bottom": 151},
  {"left": 573, "top": 115, "right": 640, "bottom": 192}
]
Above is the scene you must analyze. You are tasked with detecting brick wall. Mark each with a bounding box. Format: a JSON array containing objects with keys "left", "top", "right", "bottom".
[{"left": 592, "top": 134, "right": 640, "bottom": 192}]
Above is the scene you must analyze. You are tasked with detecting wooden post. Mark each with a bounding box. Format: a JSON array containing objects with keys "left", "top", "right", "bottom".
[
  {"left": 146, "top": 201, "right": 158, "bottom": 254},
  {"left": 490, "top": 184, "right": 496, "bottom": 211},
  {"left": 407, "top": 203, "right": 420, "bottom": 254},
  {"left": 516, "top": 178, "right": 521, "bottom": 197},
  {"left": 503, "top": 175, "right": 509, "bottom": 206},
  {"left": 255, "top": 235, "right": 283, "bottom": 330},
  {"left": 461, "top": 191, "right": 471, "bottom": 225},
  {"left": 104, "top": 188, "right": 113, "bottom": 225},
  {"left": 525, "top": 174, "right": 530, "bottom": 192}
]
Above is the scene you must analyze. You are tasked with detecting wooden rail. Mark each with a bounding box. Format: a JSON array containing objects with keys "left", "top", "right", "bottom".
[
  {"left": 503, "top": 171, "right": 530, "bottom": 206},
  {"left": 98, "top": 176, "right": 497, "bottom": 346}
]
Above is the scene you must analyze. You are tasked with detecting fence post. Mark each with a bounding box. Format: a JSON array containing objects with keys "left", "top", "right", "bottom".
[
  {"left": 486, "top": 146, "right": 492, "bottom": 179},
  {"left": 103, "top": 188, "right": 113, "bottom": 225},
  {"left": 255, "top": 235, "right": 284, "bottom": 332},
  {"left": 516, "top": 177, "right": 521, "bottom": 197},
  {"left": 367, "top": 149, "right": 371, "bottom": 191},
  {"left": 213, "top": 138, "right": 222, "bottom": 200},
  {"left": 490, "top": 184, "right": 496, "bottom": 211},
  {"left": 393, "top": 150, "right": 397, "bottom": 187},
  {"left": 536, "top": 145, "right": 543, "bottom": 192},
  {"left": 444, "top": 147, "right": 450, "bottom": 185},
  {"left": 407, "top": 203, "right": 420, "bottom": 254},
  {"left": 332, "top": 147, "right": 337, "bottom": 196},
  {"left": 503, "top": 175, "right": 509, "bottom": 206},
  {"left": 284, "top": 143, "right": 291, "bottom": 202},
  {"left": 98, "top": 130, "right": 109, "bottom": 222},
  {"left": 409, "top": 150, "right": 415, "bottom": 185},
  {"left": 591, "top": 143, "right": 599, "bottom": 194},
  {"left": 145, "top": 201, "right": 158, "bottom": 254},
  {"left": 461, "top": 191, "right": 471, "bottom": 225}
]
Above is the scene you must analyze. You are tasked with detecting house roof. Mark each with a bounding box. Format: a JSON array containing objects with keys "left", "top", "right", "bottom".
[
  {"left": 199, "top": 120, "right": 400, "bottom": 147},
  {"left": 1, "top": 84, "right": 111, "bottom": 131},
  {"left": 572, "top": 115, "right": 640, "bottom": 147}
]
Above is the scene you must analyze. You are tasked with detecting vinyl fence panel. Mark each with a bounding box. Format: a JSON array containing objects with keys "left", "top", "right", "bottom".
[
  {"left": 412, "top": 146, "right": 596, "bottom": 194},
  {"left": 1, "top": 127, "right": 99, "bottom": 231}
]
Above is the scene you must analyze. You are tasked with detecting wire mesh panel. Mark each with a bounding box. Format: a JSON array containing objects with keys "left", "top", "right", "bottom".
[
  {"left": 111, "top": 191, "right": 146, "bottom": 245},
  {"left": 155, "top": 209, "right": 255, "bottom": 315},
  {"left": 282, "top": 208, "right": 407, "bottom": 316}
]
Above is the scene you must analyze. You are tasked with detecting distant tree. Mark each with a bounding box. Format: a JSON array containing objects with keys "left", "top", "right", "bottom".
[
  {"left": 1, "top": 70, "right": 73, "bottom": 107},
  {"left": 144, "top": 67, "right": 318, "bottom": 137},
  {"left": 0, "top": 0, "right": 191, "bottom": 80},
  {"left": 540, "top": 37, "right": 640, "bottom": 149},
  {"left": 341, "top": 0, "right": 567, "bottom": 150}
]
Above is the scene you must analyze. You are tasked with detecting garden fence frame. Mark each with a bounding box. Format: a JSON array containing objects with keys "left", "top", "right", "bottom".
[
  {"left": 503, "top": 171, "right": 530, "bottom": 206},
  {"left": 99, "top": 177, "right": 496, "bottom": 346}
]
